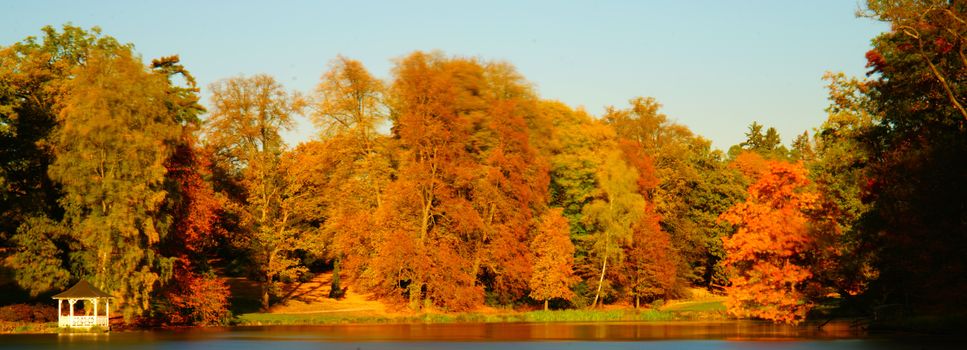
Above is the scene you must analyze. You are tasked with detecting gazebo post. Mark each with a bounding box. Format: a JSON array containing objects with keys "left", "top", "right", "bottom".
[
  {"left": 68, "top": 299, "right": 75, "bottom": 327},
  {"left": 93, "top": 298, "right": 98, "bottom": 322}
]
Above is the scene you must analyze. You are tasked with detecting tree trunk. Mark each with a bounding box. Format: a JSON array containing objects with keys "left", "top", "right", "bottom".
[
  {"left": 261, "top": 284, "right": 270, "bottom": 311},
  {"left": 544, "top": 299, "right": 549, "bottom": 311},
  {"left": 592, "top": 258, "right": 607, "bottom": 308},
  {"left": 635, "top": 295, "right": 640, "bottom": 309}
]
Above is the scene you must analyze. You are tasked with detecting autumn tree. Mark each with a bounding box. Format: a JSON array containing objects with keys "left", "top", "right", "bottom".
[
  {"left": 46, "top": 47, "right": 180, "bottom": 319},
  {"left": 204, "top": 74, "right": 306, "bottom": 311},
  {"left": 150, "top": 56, "right": 231, "bottom": 326},
  {"left": 366, "top": 52, "right": 485, "bottom": 310},
  {"left": 720, "top": 160, "right": 818, "bottom": 324},
  {"left": 582, "top": 148, "right": 646, "bottom": 308},
  {"left": 529, "top": 208, "right": 577, "bottom": 310},
  {"left": 370, "top": 52, "right": 548, "bottom": 310},
  {"left": 2, "top": 25, "right": 126, "bottom": 294},
  {"left": 309, "top": 57, "right": 392, "bottom": 295},
  {"left": 625, "top": 213, "right": 677, "bottom": 308},
  {"left": 470, "top": 63, "right": 549, "bottom": 304}
]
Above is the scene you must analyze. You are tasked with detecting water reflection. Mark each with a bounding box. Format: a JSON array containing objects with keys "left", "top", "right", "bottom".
[{"left": 0, "top": 321, "right": 952, "bottom": 349}]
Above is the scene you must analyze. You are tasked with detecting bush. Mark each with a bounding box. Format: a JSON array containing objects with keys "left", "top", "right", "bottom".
[
  {"left": 150, "top": 272, "right": 231, "bottom": 326},
  {"left": 0, "top": 303, "right": 57, "bottom": 323}
]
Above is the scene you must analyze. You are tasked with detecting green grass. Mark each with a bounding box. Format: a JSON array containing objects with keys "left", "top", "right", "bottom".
[
  {"left": 0, "top": 321, "right": 58, "bottom": 334},
  {"left": 234, "top": 307, "right": 720, "bottom": 326},
  {"left": 661, "top": 300, "right": 727, "bottom": 313},
  {"left": 235, "top": 311, "right": 394, "bottom": 325},
  {"left": 521, "top": 309, "right": 675, "bottom": 322}
]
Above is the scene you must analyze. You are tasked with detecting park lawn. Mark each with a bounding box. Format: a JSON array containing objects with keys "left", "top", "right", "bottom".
[{"left": 661, "top": 300, "right": 727, "bottom": 313}]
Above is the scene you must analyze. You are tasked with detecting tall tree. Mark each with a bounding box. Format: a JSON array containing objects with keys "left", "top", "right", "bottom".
[
  {"left": 625, "top": 213, "right": 677, "bottom": 308},
  {"left": 204, "top": 74, "right": 304, "bottom": 311},
  {"left": 47, "top": 47, "right": 179, "bottom": 319},
  {"left": 150, "top": 55, "right": 232, "bottom": 326},
  {"left": 731, "top": 122, "right": 789, "bottom": 160},
  {"left": 372, "top": 52, "right": 486, "bottom": 310},
  {"left": 582, "top": 148, "right": 645, "bottom": 308},
  {"left": 309, "top": 57, "right": 392, "bottom": 294},
  {"left": 2, "top": 26, "right": 125, "bottom": 287},
  {"left": 856, "top": 0, "right": 967, "bottom": 314}
]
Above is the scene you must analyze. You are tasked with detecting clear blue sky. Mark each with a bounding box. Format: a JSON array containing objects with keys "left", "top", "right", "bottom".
[{"left": 1, "top": 0, "right": 888, "bottom": 150}]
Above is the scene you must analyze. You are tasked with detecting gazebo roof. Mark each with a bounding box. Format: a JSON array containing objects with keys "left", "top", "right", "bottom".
[{"left": 51, "top": 280, "right": 113, "bottom": 299}]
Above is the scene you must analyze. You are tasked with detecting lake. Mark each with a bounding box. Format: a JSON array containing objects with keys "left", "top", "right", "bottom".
[{"left": 0, "top": 321, "right": 953, "bottom": 349}]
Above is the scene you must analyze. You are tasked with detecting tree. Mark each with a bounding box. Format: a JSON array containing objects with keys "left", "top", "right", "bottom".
[
  {"left": 2, "top": 26, "right": 125, "bottom": 288},
  {"left": 582, "top": 148, "right": 645, "bottom": 308},
  {"left": 864, "top": 0, "right": 967, "bottom": 119},
  {"left": 801, "top": 72, "right": 877, "bottom": 307},
  {"left": 372, "top": 52, "right": 487, "bottom": 310},
  {"left": 309, "top": 57, "right": 392, "bottom": 296},
  {"left": 854, "top": 0, "right": 967, "bottom": 314},
  {"left": 625, "top": 213, "right": 677, "bottom": 308},
  {"left": 204, "top": 74, "right": 305, "bottom": 311},
  {"left": 151, "top": 55, "right": 231, "bottom": 326},
  {"left": 720, "top": 160, "right": 818, "bottom": 324},
  {"left": 790, "top": 131, "right": 814, "bottom": 161},
  {"left": 311, "top": 56, "right": 387, "bottom": 139},
  {"left": 605, "top": 97, "right": 744, "bottom": 290},
  {"left": 46, "top": 47, "right": 180, "bottom": 319},
  {"left": 731, "top": 122, "right": 789, "bottom": 159},
  {"left": 529, "top": 208, "right": 577, "bottom": 310}
]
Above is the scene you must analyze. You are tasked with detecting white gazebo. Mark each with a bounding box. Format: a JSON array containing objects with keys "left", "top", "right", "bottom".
[{"left": 52, "top": 280, "right": 113, "bottom": 330}]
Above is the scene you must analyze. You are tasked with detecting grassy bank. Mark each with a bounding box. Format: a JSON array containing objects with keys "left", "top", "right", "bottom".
[
  {"left": 0, "top": 321, "right": 57, "bottom": 334},
  {"left": 234, "top": 302, "right": 727, "bottom": 326}
]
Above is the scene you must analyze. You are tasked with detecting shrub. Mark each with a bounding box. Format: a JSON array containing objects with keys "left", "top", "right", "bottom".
[{"left": 0, "top": 303, "right": 58, "bottom": 323}]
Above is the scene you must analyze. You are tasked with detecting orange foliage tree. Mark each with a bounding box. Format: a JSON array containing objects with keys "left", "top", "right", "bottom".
[
  {"left": 719, "top": 158, "right": 818, "bottom": 324},
  {"left": 369, "top": 52, "right": 548, "bottom": 310},
  {"left": 372, "top": 52, "right": 485, "bottom": 310},
  {"left": 529, "top": 208, "right": 577, "bottom": 310}
]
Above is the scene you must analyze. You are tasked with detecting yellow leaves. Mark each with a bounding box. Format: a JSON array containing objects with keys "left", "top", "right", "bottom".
[
  {"left": 530, "top": 208, "right": 578, "bottom": 302},
  {"left": 311, "top": 56, "right": 386, "bottom": 138}
]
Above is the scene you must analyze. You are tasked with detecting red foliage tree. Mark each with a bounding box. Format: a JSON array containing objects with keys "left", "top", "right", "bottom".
[{"left": 625, "top": 213, "right": 677, "bottom": 308}]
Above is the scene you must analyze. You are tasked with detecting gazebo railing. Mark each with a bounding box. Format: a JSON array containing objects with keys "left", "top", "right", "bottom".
[{"left": 58, "top": 315, "right": 109, "bottom": 328}]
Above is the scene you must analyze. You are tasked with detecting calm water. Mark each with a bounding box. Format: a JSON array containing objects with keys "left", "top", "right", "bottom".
[{"left": 0, "top": 322, "right": 953, "bottom": 349}]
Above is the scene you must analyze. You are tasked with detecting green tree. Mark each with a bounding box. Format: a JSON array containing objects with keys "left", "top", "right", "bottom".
[
  {"left": 731, "top": 122, "right": 789, "bottom": 160},
  {"left": 605, "top": 98, "right": 745, "bottom": 289},
  {"left": 854, "top": 0, "right": 967, "bottom": 314},
  {"left": 48, "top": 47, "right": 179, "bottom": 319},
  {"left": 582, "top": 148, "right": 645, "bottom": 308},
  {"left": 2, "top": 25, "right": 124, "bottom": 267}
]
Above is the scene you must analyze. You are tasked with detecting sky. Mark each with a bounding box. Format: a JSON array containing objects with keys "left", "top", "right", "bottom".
[{"left": 1, "top": 0, "right": 889, "bottom": 150}]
